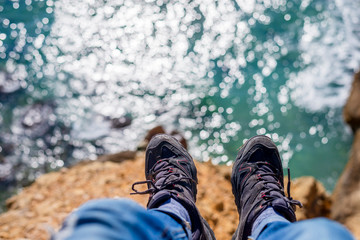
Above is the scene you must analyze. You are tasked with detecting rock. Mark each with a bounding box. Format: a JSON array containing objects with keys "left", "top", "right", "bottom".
[
  {"left": 137, "top": 126, "right": 166, "bottom": 150},
  {"left": 331, "top": 70, "right": 360, "bottom": 238},
  {"left": 0, "top": 142, "right": 14, "bottom": 156},
  {"left": 0, "top": 71, "right": 22, "bottom": 94},
  {"left": 285, "top": 176, "right": 331, "bottom": 220},
  {"left": 170, "top": 130, "right": 188, "bottom": 150},
  {"left": 138, "top": 126, "right": 188, "bottom": 150},
  {"left": 110, "top": 116, "right": 132, "bottom": 129},
  {"left": 144, "top": 126, "right": 166, "bottom": 141},
  {"left": 0, "top": 156, "right": 16, "bottom": 190},
  {"left": 98, "top": 151, "right": 137, "bottom": 163},
  {"left": 343, "top": 71, "right": 360, "bottom": 132},
  {"left": 331, "top": 130, "right": 360, "bottom": 238},
  {"left": 0, "top": 153, "right": 336, "bottom": 240},
  {"left": 20, "top": 102, "right": 56, "bottom": 138},
  {"left": 136, "top": 140, "right": 148, "bottom": 151}
]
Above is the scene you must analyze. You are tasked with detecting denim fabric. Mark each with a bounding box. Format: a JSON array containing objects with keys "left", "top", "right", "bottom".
[
  {"left": 53, "top": 198, "right": 191, "bottom": 240},
  {"left": 54, "top": 198, "right": 355, "bottom": 240},
  {"left": 254, "top": 216, "right": 355, "bottom": 240},
  {"left": 250, "top": 207, "right": 289, "bottom": 239},
  {"left": 157, "top": 198, "right": 192, "bottom": 228}
]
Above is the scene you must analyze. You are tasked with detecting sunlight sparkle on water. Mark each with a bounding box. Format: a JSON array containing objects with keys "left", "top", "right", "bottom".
[{"left": 0, "top": 0, "right": 358, "bottom": 191}]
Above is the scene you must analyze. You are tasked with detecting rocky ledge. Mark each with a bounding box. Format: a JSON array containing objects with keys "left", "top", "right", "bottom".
[
  {"left": 0, "top": 150, "right": 332, "bottom": 240},
  {"left": 331, "top": 71, "right": 360, "bottom": 238}
]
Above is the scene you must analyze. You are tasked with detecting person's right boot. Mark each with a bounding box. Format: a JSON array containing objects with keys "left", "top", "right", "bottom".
[
  {"left": 132, "top": 134, "right": 216, "bottom": 240},
  {"left": 231, "top": 135, "right": 302, "bottom": 240}
]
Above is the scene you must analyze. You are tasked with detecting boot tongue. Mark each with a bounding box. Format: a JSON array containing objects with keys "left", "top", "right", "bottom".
[
  {"left": 257, "top": 164, "right": 284, "bottom": 199},
  {"left": 153, "top": 160, "right": 168, "bottom": 172},
  {"left": 153, "top": 161, "right": 169, "bottom": 187},
  {"left": 153, "top": 160, "right": 183, "bottom": 188},
  {"left": 151, "top": 159, "right": 195, "bottom": 203},
  {"left": 258, "top": 165, "right": 280, "bottom": 184}
]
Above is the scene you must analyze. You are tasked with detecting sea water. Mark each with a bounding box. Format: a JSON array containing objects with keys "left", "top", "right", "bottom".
[{"left": 1, "top": 0, "right": 360, "bottom": 206}]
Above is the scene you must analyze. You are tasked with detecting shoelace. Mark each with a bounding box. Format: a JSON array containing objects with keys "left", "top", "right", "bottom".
[
  {"left": 286, "top": 168, "right": 303, "bottom": 208},
  {"left": 255, "top": 162, "right": 303, "bottom": 208},
  {"left": 131, "top": 158, "right": 196, "bottom": 195}
]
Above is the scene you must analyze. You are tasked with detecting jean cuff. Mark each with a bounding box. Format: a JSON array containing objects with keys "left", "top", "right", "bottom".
[{"left": 249, "top": 212, "right": 289, "bottom": 239}]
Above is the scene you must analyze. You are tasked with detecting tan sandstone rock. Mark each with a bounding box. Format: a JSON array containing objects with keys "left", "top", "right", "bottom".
[
  {"left": 343, "top": 71, "right": 360, "bottom": 132},
  {"left": 287, "top": 176, "right": 331, "bottom": 221},
  {"left": 331, "top": 130, "right": 360, "bottom": 238},
  {"left": 0, "top": 151, "right": 333, "bottom": 240},
  {"left": 331, "top": 70, "right": 360, "bottom": 239}
]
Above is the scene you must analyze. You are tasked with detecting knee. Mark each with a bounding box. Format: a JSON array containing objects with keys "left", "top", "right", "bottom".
[
  {"left": 300, "top": 218, "right": 354, "bottom": 239},
  {"left": 55, "top": 199, "right": 147, "bottom": 239},
  {"left": 76, "top": 198, "right": 143, "bottom": 216}
]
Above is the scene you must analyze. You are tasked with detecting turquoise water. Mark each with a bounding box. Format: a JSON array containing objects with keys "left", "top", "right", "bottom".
[{"left": 1, "top": 0, "right": 360, "bottom": 205}]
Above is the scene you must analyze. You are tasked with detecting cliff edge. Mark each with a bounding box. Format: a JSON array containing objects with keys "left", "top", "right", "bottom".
[
  {"left": 0, "top": 150, "right": 332, "bottom": 240},
  {"left": 1, "top": 70, "right": 360, "bottom": 240},
  {"left": 331, "top": 71, "right": 360, "bottom": 238}
]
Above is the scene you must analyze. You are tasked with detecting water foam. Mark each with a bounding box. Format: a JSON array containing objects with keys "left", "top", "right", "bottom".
[{"left": 289, "top": 0, "right": 360, "bottom": 112}]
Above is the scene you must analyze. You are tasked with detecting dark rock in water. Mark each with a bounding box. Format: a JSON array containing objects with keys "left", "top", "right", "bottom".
[
  {"left": 0, "top": 142, "right": 14, "bottom": 156},
  {"left": 137, "top": 126, "right": 166, "bottom": 151},
  {"left": 138, "top": 126, "right": 188, "bottom": 150},
  {"left": 111, "top": 116, "right": 132, "bottom": 129},
  {"left": 343, "top": 71, "right": 360, "bottom": 132},
  {"left": 170, "top": 130, "right": 188, "bottom": 149},
  {"left": 0, "top": 71, "right": 22, "bottom": 94},
  {"left": 144, "top": 125, "right": 166, "bottom": 141},
  {"left": 20, "top": 102, "right": 56, "bottom": 137},
  {"left": 0, "top": 173, "right": 15, "bottom": 189},
  {"left": 0, "top": 156, "right": 15, "bottom": 189},
  {"left": 154, "top": 109, "right": 166, "bottom": 116}
]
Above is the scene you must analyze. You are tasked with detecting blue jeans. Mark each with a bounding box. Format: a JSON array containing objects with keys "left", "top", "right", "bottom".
[
  {"left": 54, "top": 198, "right": 354, "bottom": 240},
  {"left": 53, "top": 199, "right": 191, "bottom": 240},
  {"left": 256, "top": 219, "right": 354, "bottom": 240}
]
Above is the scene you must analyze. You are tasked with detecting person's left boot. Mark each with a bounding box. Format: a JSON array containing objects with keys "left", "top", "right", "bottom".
[
  {"left": 132, "top": 134, "right": 216, "bottom": 240},
  {"left": 231, "top": 135, "right": 302, "bottom": 240}
]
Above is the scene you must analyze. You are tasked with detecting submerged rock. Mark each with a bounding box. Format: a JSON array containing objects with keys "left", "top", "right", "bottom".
[
  {"left": 18, "top": 102, "right": 56, "bottom": 138},
  {"left": 0, "top": 71, "right": 22, "bottom": 94},
  {"left": 110, "top": 116, "right": 132, "bottom": 129}
]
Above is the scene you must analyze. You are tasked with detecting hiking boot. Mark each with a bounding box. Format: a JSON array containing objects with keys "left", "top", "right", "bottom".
[
  {"left": 132, "top": 134, "right": 216, "bottom": 240},
  {"left": 231, "top": 135, "right": 302, "bottom": 240}
]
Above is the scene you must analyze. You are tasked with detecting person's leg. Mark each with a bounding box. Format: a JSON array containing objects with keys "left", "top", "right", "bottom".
[
  {"left": 231, "top": 135, "right": 302, "bottom": 240},
  {"left": 230, "top": 135, "right": 355, "bottom": 240},
  {"left": 254, "top": 217, "right": 354, "bottom": 240},
  {"left": 131, "top": 134, "right": 215, "bottom": 240},
  {"left": 54, "top": 134, "right": 215, "bottom": 240},
  {"left": 53, "top": 198, "right": 191, "bottom": 240},
  {"left": 250, "top": 207, "right": 289, "bottom": 239},
  {"left": 155, "top": 197, "right": 192, "bottom": 228}
]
